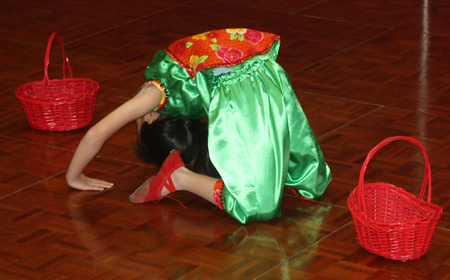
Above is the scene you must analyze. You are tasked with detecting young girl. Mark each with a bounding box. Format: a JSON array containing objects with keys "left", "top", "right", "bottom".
[{"left": 66, "top": 28, "right": 332, "bottom": 224}]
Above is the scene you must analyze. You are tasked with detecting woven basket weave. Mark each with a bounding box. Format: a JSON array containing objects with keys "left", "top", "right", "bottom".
[
  {"left": 15, "top": 32, "right": 99, "bottom": 131},
  {"left": 347, "top": 136, "right": 443, "bottom": 261}
]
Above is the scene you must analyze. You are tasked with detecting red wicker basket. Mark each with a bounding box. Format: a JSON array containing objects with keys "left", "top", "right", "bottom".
[
  {"left": 15, "top": 32, "right": 99, "bottom": 131},
  {"left": 347, "top": 136, "right": 443, "bottom": 262}
]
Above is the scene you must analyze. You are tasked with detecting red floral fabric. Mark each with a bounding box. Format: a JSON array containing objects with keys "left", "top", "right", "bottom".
[
  {"left": 213, "top": 180, "right": 225, "bottom": 211},
  {"left": 165, "top": 29, "right": 280, "bottom": 78}
]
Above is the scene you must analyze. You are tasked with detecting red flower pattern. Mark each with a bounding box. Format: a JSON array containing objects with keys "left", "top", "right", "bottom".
[
  {"left": 205, "top": 31, "right": 220, "bottom": 40},
  {"left": 171, "top": 39, "right": 189, "bottom": 56},
  {"left": 195, "top": 62, "right": 207, "bottom": 73},
  {"left": 216, "top": 46, "right": 243, "bottom": 64},
  {"left": 243, "top": 29, "right": 264, "bottom": 44},
  {"left": 245, "top": 47, "right": 258, "bottom": 56}
]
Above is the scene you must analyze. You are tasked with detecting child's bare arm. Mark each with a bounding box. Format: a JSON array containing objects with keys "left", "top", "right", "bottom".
[{"left": 66, "top": 85, "right": 162, "bottom": 191}]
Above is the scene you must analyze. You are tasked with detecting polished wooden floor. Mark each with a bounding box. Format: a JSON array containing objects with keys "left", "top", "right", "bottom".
[{"left": 2, "top": 0, "right": 450, "bottom": 279}]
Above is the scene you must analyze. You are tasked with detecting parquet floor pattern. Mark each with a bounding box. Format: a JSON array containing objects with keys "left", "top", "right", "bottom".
[{"left": 1, "top": 0, "right": 450, "bottom": 279}]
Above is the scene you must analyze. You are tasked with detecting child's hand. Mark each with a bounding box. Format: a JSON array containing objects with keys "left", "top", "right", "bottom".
[{"left": 68, "top": 174, "right": 113, "bottom": 191}]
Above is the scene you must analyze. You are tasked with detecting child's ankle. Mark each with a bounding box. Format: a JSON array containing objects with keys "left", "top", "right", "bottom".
[{"left": 171, "top": 166, "right": 189, "bottom": 191}]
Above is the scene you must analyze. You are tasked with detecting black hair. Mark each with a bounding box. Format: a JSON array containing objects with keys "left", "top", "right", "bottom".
[{"left": 134, "top": 116, "right": 220, "bottom": 178}]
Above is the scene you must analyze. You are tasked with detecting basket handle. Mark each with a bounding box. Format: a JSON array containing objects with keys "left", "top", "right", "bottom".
[
  {"left": 42, "top": 32, "right": 74, "bottom": 88},
  {"left": 357, "top": 136, "right": 432, "bottom": 218}
]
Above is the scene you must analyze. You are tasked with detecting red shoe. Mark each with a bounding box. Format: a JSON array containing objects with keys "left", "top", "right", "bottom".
[
  {"left": 290, "top": 188, "right": 314, "bottom": 201},
  {"left": 130, "top": 150, "right": 185, "bottom": 204}
]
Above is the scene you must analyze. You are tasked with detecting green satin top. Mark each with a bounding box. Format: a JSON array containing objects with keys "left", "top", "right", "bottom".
[{"left": 144, "top": 40, "right": 332, "bottom": 224}]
